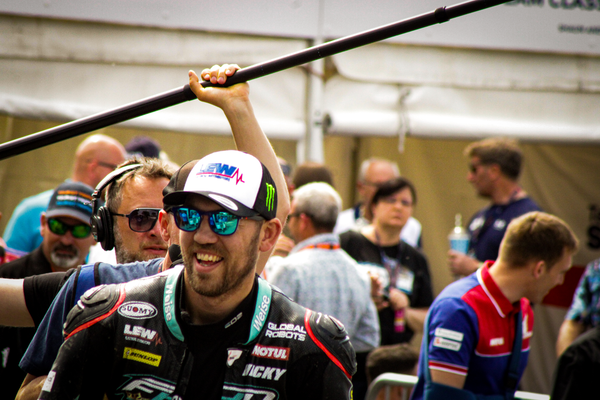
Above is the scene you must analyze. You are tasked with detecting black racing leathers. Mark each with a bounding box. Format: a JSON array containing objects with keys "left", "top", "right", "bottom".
[{"left": 40, "top": 265, "right": 356, "bottom": 399}]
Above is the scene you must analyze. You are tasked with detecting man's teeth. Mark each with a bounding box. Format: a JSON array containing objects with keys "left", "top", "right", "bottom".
[{"left": 196, "top": 253, "right": 221, "bottom": 263}]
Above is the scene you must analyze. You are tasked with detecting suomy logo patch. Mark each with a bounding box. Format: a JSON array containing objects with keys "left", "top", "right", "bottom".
[{"left": 118, "top": 302, "right": 158, "bottom": 320}]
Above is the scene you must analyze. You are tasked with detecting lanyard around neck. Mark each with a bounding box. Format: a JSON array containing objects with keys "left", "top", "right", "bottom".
[
  {"left": 374, "top": 230, "right": 403, "bottom": 288},
  {"left": 301, "top": 243, "right": 340, "bottom": 251}
]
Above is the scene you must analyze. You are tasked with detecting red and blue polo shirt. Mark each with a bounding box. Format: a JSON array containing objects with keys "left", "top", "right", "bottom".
[{"left": 411, "top": 262, "right": 533, "bottom": 399}]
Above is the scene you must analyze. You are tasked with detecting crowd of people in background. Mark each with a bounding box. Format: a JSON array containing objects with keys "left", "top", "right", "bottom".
[{"left": 0, "top": 67, "right": 594, "bottom": 400}]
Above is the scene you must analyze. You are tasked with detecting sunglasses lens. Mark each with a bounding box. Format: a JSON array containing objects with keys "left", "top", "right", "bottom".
[
  {"left": 71, "top": 224, "right": 92, "bottom": 239},
  {"left": 48, "top": 218, "right": 91, "bottom": 238},
  {"left": 173, "top": 208, "right": 240, "bottom": 236},
  {"left": 48, "top": 218, "right": 67, "bottom": 235},
  {"left": 208, "top": 211, "right": 239, "bottom": 236},
  {"left": 129, "top": 209, "right": 159, "bottom": 232},
  {"left": 174, "top": 207, "right": 202, "bottom": 232}
]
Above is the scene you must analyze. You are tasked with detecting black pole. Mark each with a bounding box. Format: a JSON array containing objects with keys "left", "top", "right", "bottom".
[{"left": 0, "top": 0, "right": 511, "bottom": 161}]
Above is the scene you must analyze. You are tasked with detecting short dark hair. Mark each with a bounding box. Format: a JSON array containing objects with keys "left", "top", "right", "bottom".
[
  {"left": 464, "top": 137, "right": 523, "bottom": 180},
  {"left": 500, "top": 211, "right": 579, "bottom": 269},
  {"left": 106, "top": 157, "right": 175, "bottom": 214},
  {"left": 366, "top": 344, "right": 419, "bottom": 384},
  {"left": 371, "top": 177, "right": 417, "bottom": 208},
  {"left": 292, "top": 162, "right": 334, "bottom": 189}
]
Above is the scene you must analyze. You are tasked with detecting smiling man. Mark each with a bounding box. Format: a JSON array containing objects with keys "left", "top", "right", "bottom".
[
  {"left": 14, "top": 64, "right": 294, "bottom": 400},
  {"left": 40, "top": 150, "right": 356, "bottom": 400},
  {"left": 0, "top": 181, "right": 96, "bottom": 397}
]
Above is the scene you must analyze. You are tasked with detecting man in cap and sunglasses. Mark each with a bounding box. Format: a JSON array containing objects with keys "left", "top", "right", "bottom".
[
  {"left": 0, "top": 181, "right": 96, "bottom": 396},
  {"left": 39, "top": 68, "right": 354, "bottom": 400},
  {"left": 14, "top": 64, "right": 296, "bottom": 400},
  {"left": 40, "top": 150, "right": 356, "bottom": 400}
]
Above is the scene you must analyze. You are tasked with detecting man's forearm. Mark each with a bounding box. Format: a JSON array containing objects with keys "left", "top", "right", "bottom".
[
  {"left": 556, "top": 319, "right": 585, "bottom": 356},
  {"left": 0, "top": 279, "right": 34, "bottom": 327},
  {"left": 406, "top": 307, "right": 428, "bottom": 334},
  {"left": 225, "top": 96, "right": 290, "bottom": 223},
  {"left": 16, "top": 374, "right": 46, "bottom": 400}
]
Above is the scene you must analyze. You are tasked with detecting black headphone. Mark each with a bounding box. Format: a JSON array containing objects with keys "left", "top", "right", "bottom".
[{"left": 91, "top": 164, "right": 142, "bottom": 251}]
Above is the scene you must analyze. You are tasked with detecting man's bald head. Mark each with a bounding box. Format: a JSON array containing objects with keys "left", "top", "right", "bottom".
[{"left": 72, "top": 134, "right": 127, "bottom": 187}]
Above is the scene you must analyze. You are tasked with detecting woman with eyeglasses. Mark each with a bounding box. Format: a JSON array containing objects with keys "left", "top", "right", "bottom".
[{"left": 340, "top": 177, "right": 434, "bottom": 348}]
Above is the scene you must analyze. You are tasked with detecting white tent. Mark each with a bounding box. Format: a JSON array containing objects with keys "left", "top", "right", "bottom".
[
  {"left": 1, "top": 2, "right": 599, "bottom": 396},
  {"left": 326, "top": 44, "right": 600, "bottom": 146},
  {"left": 0, "top": 15, "right": 308, "bottom": 141},
  {"left": 2, "top": 1, "right": 599, "bottom": 155}
]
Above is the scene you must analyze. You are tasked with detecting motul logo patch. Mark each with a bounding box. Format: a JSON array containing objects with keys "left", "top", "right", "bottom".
[{"left": 251, "top": 344, "right": 290, "bottom": 361}]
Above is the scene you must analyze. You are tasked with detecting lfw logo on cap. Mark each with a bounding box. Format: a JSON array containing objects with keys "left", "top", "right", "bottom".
[{"left": 197, "top": 163, "right": 245, "bottom": 185}]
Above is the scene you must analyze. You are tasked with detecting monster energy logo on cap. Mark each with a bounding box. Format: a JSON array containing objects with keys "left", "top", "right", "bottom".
[{"left": 265, "top": 183, "right": 275, "bottom": 212}]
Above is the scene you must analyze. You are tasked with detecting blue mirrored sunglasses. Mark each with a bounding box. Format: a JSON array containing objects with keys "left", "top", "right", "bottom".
[{"left": 171, "top": 206, "right": 263, "bottom": 236}]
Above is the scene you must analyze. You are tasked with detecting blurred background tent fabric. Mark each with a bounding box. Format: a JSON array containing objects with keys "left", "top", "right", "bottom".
[{"left": 1, "top": 0, "right": 599, "bottom": 394}]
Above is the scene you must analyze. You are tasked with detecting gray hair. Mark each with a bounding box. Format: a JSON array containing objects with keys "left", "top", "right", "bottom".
[{"left": 292, "top": 182, "right": 342, "bottom": 232}]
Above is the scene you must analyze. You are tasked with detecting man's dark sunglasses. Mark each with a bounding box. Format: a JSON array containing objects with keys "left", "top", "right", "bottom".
[
  {"left": 47, "top": 218, "right": 92, "bottom": 239},
  {"left": 113, "top": 208, "right": 161, "bottom": 232},
  {"left": 171, "top": 206, "right": 263, "bottom": 236}
]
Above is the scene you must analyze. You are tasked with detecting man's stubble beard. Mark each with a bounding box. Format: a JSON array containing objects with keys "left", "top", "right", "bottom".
[
  {"left": 114, "top": 226, "right": 158, "bottom": 264},
  {"left": 183, "top": 227, "right": 260, "bottom": 298}
]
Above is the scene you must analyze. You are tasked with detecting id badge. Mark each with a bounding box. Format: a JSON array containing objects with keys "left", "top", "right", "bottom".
[{"left": 395, "top": 266, "right": 414, "bottom": 295}]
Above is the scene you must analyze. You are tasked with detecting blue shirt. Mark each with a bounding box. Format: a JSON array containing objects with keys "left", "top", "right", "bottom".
[
  {"left": 565, "top": 258, "right": 600, "bottom": 328},
  {"left": 20, "top": 258, "right": 164, "bottom": 376},
  {"left": 467, "top": 197, "right": 541, "bottom": 262},
  {"left": 267, "top": 233, "right": 380, "bottom": 353},
  {"left": 4, "top": 190, "right": 53, "bottom": 252}
]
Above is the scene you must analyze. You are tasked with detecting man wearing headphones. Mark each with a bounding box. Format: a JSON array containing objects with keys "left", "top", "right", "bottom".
[
  {"left": 16, "top": 161, "right": 179, "bottom": 400},
  {"left": 11, "top": 64, "right": 290, "bottom": 400},
  {"left": 91, "top": 157, "right": 174, "bottom": 264}
]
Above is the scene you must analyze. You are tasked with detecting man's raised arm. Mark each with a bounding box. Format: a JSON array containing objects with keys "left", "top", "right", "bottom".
[{"left": 188, "top": 65, "right": 290, "bottom": 272}]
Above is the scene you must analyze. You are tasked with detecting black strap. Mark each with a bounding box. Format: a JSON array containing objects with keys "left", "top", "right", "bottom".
[
  {"left": 504, "top": 309, "right": 523, "bottom": 398},
  {"left": 353, "top": 204, "right": 362, "bottom": 220},
  {"left": 374, "top": 231, "right": 404, "bottom": 288}
]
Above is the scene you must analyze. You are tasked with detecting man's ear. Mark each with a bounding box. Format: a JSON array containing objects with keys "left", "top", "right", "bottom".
[
  {"left": 258, "top": 218, "right": 283, "bottom": 253},
  {"left": 158, "top": 210, "right": 170, "bottom": 243},
  {"left": 299, "top": 213, "right": 312, "bottom": 231},
  {"left": 532, "top": 260, "right": 546, "bottom": 279},
  {"left": 488, "top": 163, "right": 502, "bottom": 180},
  {"left": 40, "top": 213, "right": 47, "bottom": 237}
]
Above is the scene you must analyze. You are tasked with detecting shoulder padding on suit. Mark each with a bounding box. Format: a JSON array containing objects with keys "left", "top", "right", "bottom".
[
  {"left": 308, "top": 311, "right": 358, "bottom": 377},
  {"left": 64, "top": 283, "right": 122, "bottom": 337}
]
